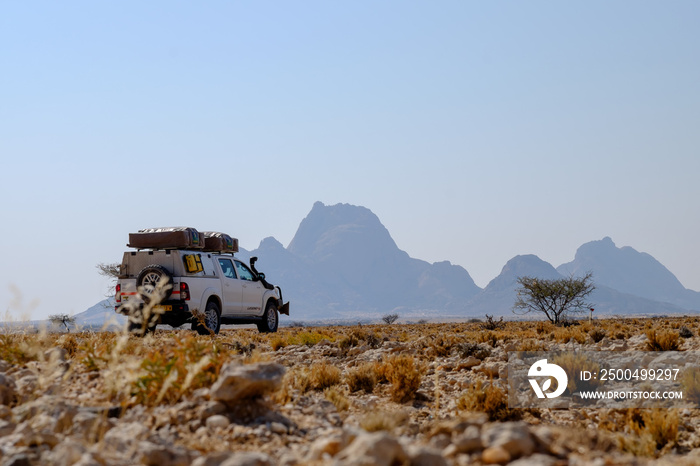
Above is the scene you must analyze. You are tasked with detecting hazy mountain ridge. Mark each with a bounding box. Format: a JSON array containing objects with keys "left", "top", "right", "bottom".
[
  {"left": 241, "top": 203, "right": 698, "bottom": 320},
  {"left": 71, "top": 202, "right": 700, "bottom": 323},
  {"left": 464, "top": 252, "right": 694, "bottom": 318},
  {"left": 557, "top": 236, "right": 700, "bottom": 312}
]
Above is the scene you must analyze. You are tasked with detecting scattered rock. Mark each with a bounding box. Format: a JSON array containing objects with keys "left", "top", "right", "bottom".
[
  {"left": 0, "top": 373, "right": 17, "bottom": 405},
  {"left": 307, "top": 435, "right": 346, "bottom": 461},
  {"left": 452, "top": 425, "right": 483, "bottom": 454},
  {"left": 210, "top": 362, "right": 285, "bottom": 405},
  {"left": 269, "top": 421, "right": 287, "bottom": 435},
  {"left": 14, "top": 375, "right": 38, "bottom": 397},
  {"left": 191, "top": 452, "right": 234, "bottom": 466},
  {"left": 482, "top": 445, "right": 511, "bottom": 464},
  {"left": 43, "top": 439, "right": 87, "bottom": 465},
  {"left": 137, "top": 440, "right": 192, "bottom": 466},
  {"left": 102, "top": 421, "right": 150, "bottom": 452},
  {"left": 199, "top": 401, "right": 227, "bottom": 420},
  {"left": 3, "top": 454, "right": 33, "bottom": 466},
  {"left": 508, "top": 453, "right": 560, "bottom": 466},
  {"left": 407, "top": 445, "right": 448, "bottom": 466},
  {"left": 71, "top": 411, "right": 112, "bottom": 442},
  {"left": 482, "top": 422, "right": 535, "bottom": 459},
  {"left": 333, "top": 431, "right": 409, "bottom": 466},
  {"left": 0, "top": 418, "right": 15, "bottom": 436},
  {"left": 206, "top": 414, "right": 230, "bottom": 430},
  {"left": 219, "top": 452, "right": 272, "bottom": 466},
  {"left": 458, "top": 356, "right": 482, "bottom": 370}
]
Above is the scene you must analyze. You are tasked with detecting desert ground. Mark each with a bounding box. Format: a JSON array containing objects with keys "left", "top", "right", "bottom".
[{"left": 1, "top": 317, "right": 699, "bottom": 466}]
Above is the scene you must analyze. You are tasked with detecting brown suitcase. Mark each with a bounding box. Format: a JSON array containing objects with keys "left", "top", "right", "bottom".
[
  {"left": 201, "top": 231, "right": 239, "bottom": 253},
  {"left": 128, "top": 227, "right": 204, "bottom": 249}
]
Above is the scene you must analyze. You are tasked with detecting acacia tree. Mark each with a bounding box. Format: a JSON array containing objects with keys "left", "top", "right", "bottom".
[
  {"left": 49, "top": 314, "right": 76, "bottom": 332},
  {"left": 513, "top": 273, "right": 594, "bottom": 324},
  {"left": 382, "top": 313, "right": 399, "bottom": 324},
  {"left": 97, "top": 262, "right": 121, "bottom": 302}
]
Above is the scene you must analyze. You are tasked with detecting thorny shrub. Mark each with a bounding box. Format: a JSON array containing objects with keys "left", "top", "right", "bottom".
[
  {"left": 481, "top": 314, "right": 505, "bottom": 331},
  {"left": 588, "top": 328, "right": 607, "bottom": 343},
  {"left": 455, "top": 341, "right": 491, "bottom": 360}
]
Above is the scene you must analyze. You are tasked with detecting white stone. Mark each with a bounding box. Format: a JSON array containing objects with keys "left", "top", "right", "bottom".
[
  {"left": 481, "top": 422, "right": 535, "bottom": 458},
  {"left": 333, "top": 431, "right": 409, "bottom": 466},
  {"left": 206, "top": 414, "right": 230, "bottom": 430},
  {"left": 210, "top": 362, "right": 285, "bottom": 405}
]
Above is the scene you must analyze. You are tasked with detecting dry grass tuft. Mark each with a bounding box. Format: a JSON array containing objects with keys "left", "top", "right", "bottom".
[
  {"left": 346, "top": 363, "right": 378, "bottom": 394},
  {"left": 382, "top": 353, "right": 425, "bottom": 403},
  {"left": 456, "top": 380, "right": 518, "bottom": 421},
  {"left": 620, "top": 409, "right": 679, "bottom": 456},
  {"left": 477, "top": 331, "right": 499, "bottom": 347},
  {"left": 518, "top": 339, "right": 548, "bottom": 352},
  {"left": 552, "top": 352, "right": 603, "bottom": 393},
  {"left": 645, "top": 329, "right": 682, "bottom": 351},
  {"left": 426, "top": 335, "right": 456, "bottom": 358},
  {"left": 130, "top": 334, "right": 228, "bottom": 405},
  {"left": 681, "top": 367, "right": 700, "bottom": 403},
  {"left": 0, "top": 334, "right": 36, "bottom": 365},
  {"left": 309, "top": 361, "right": 342, "bottom": 391},
  {"left": 324, "top": 386, "right": 349, "bottom": 412},
  {"left": 456, "top": 341, "right": 492, "bottom": 359},
  {"left": 359, "top": 410, "right": 408, "bottom": 432}
]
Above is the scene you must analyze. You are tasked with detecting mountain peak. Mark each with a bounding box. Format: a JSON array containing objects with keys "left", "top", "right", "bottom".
[
  {"left": 557, "top": 237, "right": 696, "bottom": 307},
  {"left": 491, "top": 255, "right": 563, "bottom": 287},
  {"left": 259, "top": 236, "right": 284, "bottom": 250},
  {"left": 287, "top": 202, "right": 398, "bottom": 260}
]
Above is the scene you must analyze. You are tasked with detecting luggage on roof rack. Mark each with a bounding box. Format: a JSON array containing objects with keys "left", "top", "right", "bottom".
[
  {"left": 128, "top": 227, "right": 204, "bottom": 250},
  {"left": 201, "top": 231, "right": 239, "bottom": 253}
]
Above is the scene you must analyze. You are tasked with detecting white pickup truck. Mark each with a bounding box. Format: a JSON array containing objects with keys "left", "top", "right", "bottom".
[{"left": 115, "top": 228, "right": 289, "bottom": 335}]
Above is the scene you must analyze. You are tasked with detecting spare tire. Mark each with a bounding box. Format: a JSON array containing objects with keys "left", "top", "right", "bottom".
[{"left": 137, "top": 265, "right": 173, "bottom": 304}]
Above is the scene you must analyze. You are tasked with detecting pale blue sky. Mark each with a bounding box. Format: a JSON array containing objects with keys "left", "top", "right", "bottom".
[{"left": 2, "top": 1, "right": 699, "bottom": 320}]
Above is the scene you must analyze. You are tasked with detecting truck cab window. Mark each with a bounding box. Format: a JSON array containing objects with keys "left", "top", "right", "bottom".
[
  {"left": 234, "top": 261, "right": 255, "bottom": 281},
  {"left": 218, "top": 259, "right": 236, "bottom": 279}
]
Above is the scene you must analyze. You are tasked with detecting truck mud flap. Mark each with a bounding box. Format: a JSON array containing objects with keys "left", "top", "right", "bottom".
[{"left": 278, "top": 302, "right": 290, "bottom": 316}]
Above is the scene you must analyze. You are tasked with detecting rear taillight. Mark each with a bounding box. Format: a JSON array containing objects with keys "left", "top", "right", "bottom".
[
  {"left": 180, "top": 282, "right": 190, "bottom": 301},
  {"left": 116, "top": 283, "right": 121, "bottom": 303}
]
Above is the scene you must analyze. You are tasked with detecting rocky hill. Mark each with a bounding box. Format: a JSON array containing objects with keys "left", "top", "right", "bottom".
[
  {"left": 464, "top": 255, "right": 567, "bottom": 317},
  {"left": 464, "top": 253, "right": 691, "bottom": 319},
  {"left": 241, "top": 202, "right": 481, "bottom": 319},
  {"left": 557, "top": 237, "right": 700, "bottom": 312}
]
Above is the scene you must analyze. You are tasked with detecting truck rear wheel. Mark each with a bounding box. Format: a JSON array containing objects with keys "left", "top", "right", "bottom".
[
  {"left": 257, "top": 301, "right": 279, "bottom": 333},
  {"left": 137, "top": 265, "right": 173, "bottom": 304}
]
